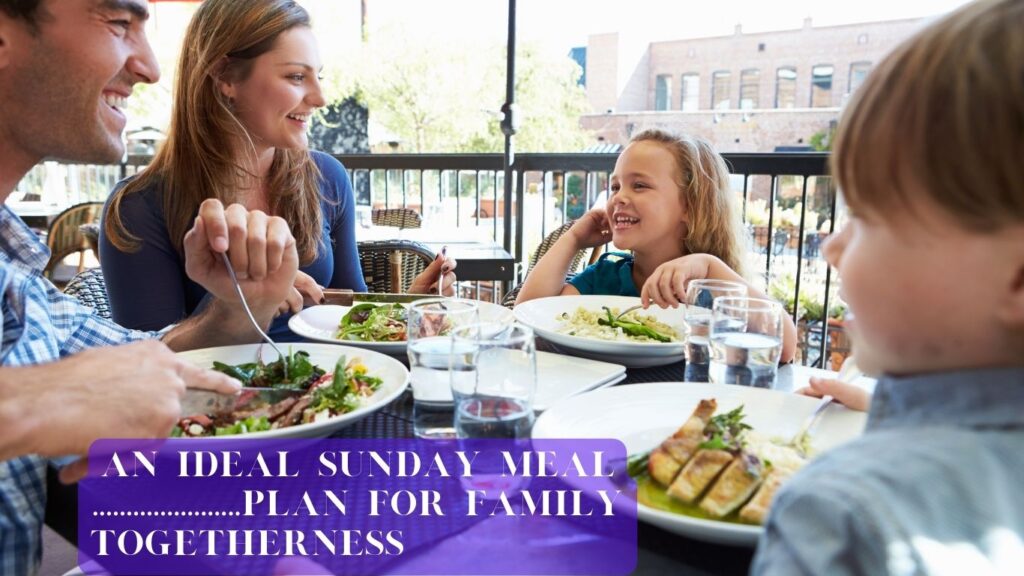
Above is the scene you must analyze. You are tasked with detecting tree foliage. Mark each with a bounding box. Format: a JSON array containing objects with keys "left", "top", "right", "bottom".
[{"left": 329, "top": 26, "right": 593, "bottom": 153}]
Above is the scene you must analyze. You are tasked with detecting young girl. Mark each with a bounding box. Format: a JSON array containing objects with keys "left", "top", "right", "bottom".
[
  {"left": 101, "top": 0, "right": 454, "bottom": 342},
  {"left": 515, "top": 129, "right": 797, "bottom": 362}
]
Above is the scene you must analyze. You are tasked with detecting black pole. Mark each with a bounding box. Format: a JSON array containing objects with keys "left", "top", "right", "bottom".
[{"left": 501, "top": 0, "right": 517, "bottom": 271}]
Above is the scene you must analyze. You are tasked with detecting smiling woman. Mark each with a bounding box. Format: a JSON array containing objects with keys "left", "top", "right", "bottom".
[{"left": 99, "top": 0, "right": 368, "bottom": 341}]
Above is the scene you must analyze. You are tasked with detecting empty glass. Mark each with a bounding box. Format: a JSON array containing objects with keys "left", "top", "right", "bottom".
[
  {"left": 450, "top": 323, "right": 537, "bottom": 440},
  {"left": 683, "top": 279, "right": 747, "bottom": 382},
  {"left": 407, "top": 298, "right": 480, "bottom": 439},
  {"left": 708, "top": 297, "right": 785, "bottom": 388}
]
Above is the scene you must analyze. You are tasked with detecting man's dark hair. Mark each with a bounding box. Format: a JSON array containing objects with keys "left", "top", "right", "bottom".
[{"left": 0, "top": 0, "right": 49, "bottom": 33}]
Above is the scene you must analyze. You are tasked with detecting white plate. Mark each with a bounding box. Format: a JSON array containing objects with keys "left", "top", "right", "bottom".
[
  {"left": 513, "top": 295, "right": 687, "bottom": 368},
  {"left": 288, "top": 300, "right": 514, "bottom": 357},
  {"left": 531, "top": 382, "right": 867, "bottom": 546},
  {"left": 177, "top": 343, "right": 409, "bottom": 439},
  {"left": 533, "top": 351, "right": 626, "bottom": 412}
]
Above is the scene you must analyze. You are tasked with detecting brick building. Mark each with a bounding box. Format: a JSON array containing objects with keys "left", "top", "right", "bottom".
[{"left": 579, "top": 17, "right": 927, "bottom": 152}]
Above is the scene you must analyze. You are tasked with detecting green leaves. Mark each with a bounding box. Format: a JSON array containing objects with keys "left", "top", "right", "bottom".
[
  {"left": 699, "top": 405, "right": 751, "bottom": 452},
  {"left": 211, "top": 350, "right": 324, "bottom": 389}
]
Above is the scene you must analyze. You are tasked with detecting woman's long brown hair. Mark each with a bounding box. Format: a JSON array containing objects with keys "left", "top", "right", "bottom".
[{"left": 106, "top": 0, "right": 323, "bottom": 264}]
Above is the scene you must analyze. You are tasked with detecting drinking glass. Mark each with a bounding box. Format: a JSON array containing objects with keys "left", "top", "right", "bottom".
[
  {"left": 406, "top": 298, "right": 480, "bottom": 439},
  {"left": 683, "top": 279, "right": 747, "bottom": 382},
  {"left": 450, "top": 322, "right": 537, "bottom": 439},
  {"left": 708, "top": 297, "right": 785, "bottom": 388}
]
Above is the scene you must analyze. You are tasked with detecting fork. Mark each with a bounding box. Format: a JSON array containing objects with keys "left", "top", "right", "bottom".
[
  {"left": 790, "top": 356, "right": 862, "bottom": 454},
  {"left": 437, "top": 245, "right": 448, "bottom": 297},
  {"left": 219, "top": 252, "right": 288, "bottom": 380},
  {"left": 613, "top": 304, "right": 644, "bottom": 321}
]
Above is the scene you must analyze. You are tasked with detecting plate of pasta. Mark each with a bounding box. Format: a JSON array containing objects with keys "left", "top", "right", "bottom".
[{"left": 512, "top": 295, "right": 687, "bottom": 367}]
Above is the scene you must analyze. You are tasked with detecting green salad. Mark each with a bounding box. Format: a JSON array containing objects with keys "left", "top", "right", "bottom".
[
  {"left": 175, "top": 353, "right": 384, "bottom": 437},
  {"left": 336, "top": 303, "right": 408, "bottom": 342}
]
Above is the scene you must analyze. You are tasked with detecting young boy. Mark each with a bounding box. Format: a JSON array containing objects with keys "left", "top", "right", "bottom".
[{"left": 752, "top": 0, "right": 1024, "bottom": 574}]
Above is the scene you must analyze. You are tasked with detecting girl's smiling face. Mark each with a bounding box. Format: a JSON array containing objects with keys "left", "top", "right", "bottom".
[{"left": 608, "top": 141, "right": 688, "bottom": 253}]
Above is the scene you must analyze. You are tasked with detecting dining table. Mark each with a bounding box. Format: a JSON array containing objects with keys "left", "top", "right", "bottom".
[
  {"left": 327, "top": 339, "right": 871, "bottom": 576},
  {"left": 355, "top": 225, "right": 516, "bottom": 284}
]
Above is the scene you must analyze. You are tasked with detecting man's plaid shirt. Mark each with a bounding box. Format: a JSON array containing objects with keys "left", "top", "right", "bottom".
[{"left": 0, "top": 206, "right": 155, "bottom": 575}]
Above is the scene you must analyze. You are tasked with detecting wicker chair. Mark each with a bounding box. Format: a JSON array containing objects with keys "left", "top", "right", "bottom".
[
  {"left": 43, "top": 201, "right": 104, "bottom": 279},
  {"left": 62, "top": 267, "right": 111, "bottom": 319},
  {"left": 371, "top": 208, "right": 422, "bottom": 229},
  {"left": 502, "top": 221, "right": 603, "bottom": 308},
  {"left": 357, "top": 239, "right": 435, "bottom": 293}
]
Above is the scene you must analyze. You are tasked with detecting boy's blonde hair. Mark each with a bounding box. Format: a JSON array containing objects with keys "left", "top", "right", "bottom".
[
  {"left": 629, "top": 129, "right": 747, "bottom": 277},
  {"left": 832, "top": 0, "right": 1024, "bottom": 231}
]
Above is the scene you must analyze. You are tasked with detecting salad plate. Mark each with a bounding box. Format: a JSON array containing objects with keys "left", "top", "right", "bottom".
[
  {"left": 288, "top": 300, "right": 514, "bottom": 357},
  {"left": 176, "top": 343, "right": 408, "bottom": 439},
  {"left": 531, "top": 382, "right": 866, "bottom": 546},
  {"left": 513, "top": 295, "right": 687, "bottom": 368}
]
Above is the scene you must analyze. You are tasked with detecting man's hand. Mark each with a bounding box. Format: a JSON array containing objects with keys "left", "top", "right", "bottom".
[
  {"left": 1, "top": 341, "right": 240, "bottom": 483},
  {"left": 183, "top": 200, "right": 298, "bottom": 325}
]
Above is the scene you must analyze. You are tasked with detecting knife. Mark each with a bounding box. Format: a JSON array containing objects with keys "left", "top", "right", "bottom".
[
  {"left": 180, "top": 387, "right": 305, "bottom": 417},
  {"left": 321, "top": 289, "right": 432, "bottom": 306}
]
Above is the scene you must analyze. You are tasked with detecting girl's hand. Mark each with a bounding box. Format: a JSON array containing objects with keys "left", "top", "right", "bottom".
[
  {"left": 640, "top": 254, "right": 712, "bottom": 309},
  {"left": 569, "top": 208, "right": 612, "bottom": 249},
  {"left": 796, "top": 377, "right": 872, "bottom": 412}
]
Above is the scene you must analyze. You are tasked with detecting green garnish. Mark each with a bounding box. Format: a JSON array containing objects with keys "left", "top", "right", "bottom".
[
  {"left": 699, "top": 405, "right": 751, "bottom": 452},
  {"left": 212, "top": 349, "right": 323, "bottom": 389},
  {"left": 214, "top": 416, "right": 272, "bottom": 436},
  {"left": 597, "top": 306, "right": 673, "bottom": 343},
  {"left": 310, "top": 356, "right": 383, "bottom": 414},
  {"left": 626, "top": 451, "right": 651, "bottom": 478}
]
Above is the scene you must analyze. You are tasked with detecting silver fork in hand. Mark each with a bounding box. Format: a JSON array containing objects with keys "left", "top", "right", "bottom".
[
  {"left": 219, "top": 252, "right": 288, "bottom": 380},
  {"left": 437, "top": 245, "right": 448, "bottom": 297}
]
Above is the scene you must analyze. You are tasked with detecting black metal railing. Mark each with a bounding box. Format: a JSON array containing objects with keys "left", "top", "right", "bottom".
[{"left": 16, "top": 151, "right": 844, "bottom": 368}]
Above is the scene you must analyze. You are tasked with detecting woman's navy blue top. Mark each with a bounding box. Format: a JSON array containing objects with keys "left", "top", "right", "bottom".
[{"left": 99, "top": 151, "right": 366, "bottom": 342}]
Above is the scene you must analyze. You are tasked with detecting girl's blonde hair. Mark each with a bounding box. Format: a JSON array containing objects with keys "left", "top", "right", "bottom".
[
  {"left": 106, "top": 0, "right": 324, "bottom": 263},
  {"left": 832, "top": 0, "right": 1024, "bottom": 231},
  {"left": 629, "top": 129, "right": 747, "bottom": 277}
]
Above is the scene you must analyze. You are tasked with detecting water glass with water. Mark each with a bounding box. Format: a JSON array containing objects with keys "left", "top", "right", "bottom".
[
  {"left": 683, "top": 279, "right": 747, "bottom": 382},
  {"left": 450, "top": 323, "right": 537, "bottom": 439},
  {"left": 708, "top": 297, "right": 784, "bottom": 388},
  {"left": 407, "top": 298, "right": 479, "bottom": 439}
]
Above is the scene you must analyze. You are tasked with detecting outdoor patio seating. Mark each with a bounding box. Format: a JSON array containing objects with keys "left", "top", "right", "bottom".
[
  {"left": 357, "top": 239, "right": 434, "bottom": 293},
  {"left": 371, "top": 207, "right": 422, "bottom": 229},
  {"left": 43, "top": 201, "right": 104, "bottom": 279},
  {"left": 62, "top": 267, "right": 111, "bottom": 319},
  {"left": 502, "top": 221, "right": 602, "bottom": 307}
]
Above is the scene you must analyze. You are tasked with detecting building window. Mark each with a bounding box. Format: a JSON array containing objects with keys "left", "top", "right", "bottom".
[
  {"left": 712, "top": 71, "right": 731, "bottom": 110},
  {"left": 810, "top": 64, "right": 834, "bottom": 107},
  {"left": 740, "top": 69, "right": 760, "bottom": 110},
  {"left": 775, "top": 67, "right": 797, "bottom": 109},
  {"left": 681, "top": 73, "right": 700, "bottom": 111},
  {"left": 655, "top": 74, "right": 672, "bottom": 111},
  {"left": 857, "top": 33, "right": 869, "bottom": 45},
  {"left": 848, "top": 61, "right": 871, "bottom": 94}
]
